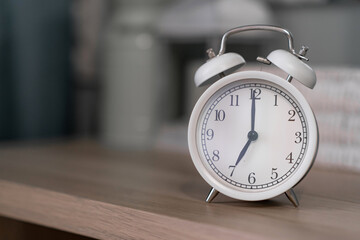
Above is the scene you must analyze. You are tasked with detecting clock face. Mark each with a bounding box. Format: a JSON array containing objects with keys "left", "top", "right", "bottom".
[{"left": 188, "top": 71, "right": 318, "bottom": 200}]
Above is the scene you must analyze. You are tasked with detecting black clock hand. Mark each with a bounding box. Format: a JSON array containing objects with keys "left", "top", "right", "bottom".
[
  {"left": 251, "top": 91, "right": 256, "bottom": 131},
  {"left": 235, "top": 138, "right": 252, "bottom": 166},
  {"left": 232, "top": 91, "right": 259, "bottom": 168}
]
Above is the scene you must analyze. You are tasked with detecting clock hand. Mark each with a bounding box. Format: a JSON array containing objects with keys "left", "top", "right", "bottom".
[
  {"left": 251, "top": 91, "right": 256, "bottom": 131},
  {"left": 234, "top": 138, "right": 252, "bottom": 166},
  {"left": 232, "top": 92, "right": 259, "bottom": 168}
]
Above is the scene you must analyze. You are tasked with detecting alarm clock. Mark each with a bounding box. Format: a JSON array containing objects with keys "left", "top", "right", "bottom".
[{"left": 188, "top": 25, "right": 318, "bottom": 207}]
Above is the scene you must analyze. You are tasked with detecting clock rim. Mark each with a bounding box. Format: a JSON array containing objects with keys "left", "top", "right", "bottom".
[{"left": 188, "top": 71, "right": 319, "bottom": 201}]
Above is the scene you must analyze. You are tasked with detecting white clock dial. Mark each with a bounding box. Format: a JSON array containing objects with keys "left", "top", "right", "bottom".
[
  {"left": 198, "top": 80, "right": 306, "bottom": 191},
  {"left": 188, "top": 71, "right": 318, "bottom": 201}
]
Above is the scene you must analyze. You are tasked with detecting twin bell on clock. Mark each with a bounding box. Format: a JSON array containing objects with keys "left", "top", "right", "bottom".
[{"left": 188, "top": 25, "right": 319, "bottom": 207}]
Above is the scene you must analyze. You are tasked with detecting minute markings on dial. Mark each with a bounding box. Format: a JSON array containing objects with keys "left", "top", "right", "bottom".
[{"left": 200, "top": 82, "right": 307, "bottom": 190}]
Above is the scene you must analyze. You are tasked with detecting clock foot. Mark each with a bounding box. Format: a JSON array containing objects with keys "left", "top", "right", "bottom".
[
  {"left": 285, "top": 188, "right": 299, "bottom": 208},
  {"left": 205, "top": 188, "right": 219, "bottom": 203}
]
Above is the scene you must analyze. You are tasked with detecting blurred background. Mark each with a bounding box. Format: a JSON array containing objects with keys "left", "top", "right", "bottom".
[{"left": 0, "top": 0, "right": 359, "bottom": 170}]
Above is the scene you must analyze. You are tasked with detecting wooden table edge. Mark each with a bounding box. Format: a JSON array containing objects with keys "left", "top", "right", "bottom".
[{"left": 0, "top": 179, "right": 262, "bottom": 240}]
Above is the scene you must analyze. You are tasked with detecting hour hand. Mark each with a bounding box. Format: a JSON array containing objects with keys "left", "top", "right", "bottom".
[
  {"left": 235, "top": 139, "right": 252, "bottom": 166},
  {"left": 234, "top": 128, "right": 259, "bottom": 166}
]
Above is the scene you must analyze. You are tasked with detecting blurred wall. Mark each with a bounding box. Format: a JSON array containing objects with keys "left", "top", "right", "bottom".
[
  {"left": 273, "top": 3, "right": 360, "bottom": 66},
  {"left": 0, "top": 0, "right": 72, "bottom": 140},
  {"left": 1, "top": 0, "right": 360, "bottom": 147}
]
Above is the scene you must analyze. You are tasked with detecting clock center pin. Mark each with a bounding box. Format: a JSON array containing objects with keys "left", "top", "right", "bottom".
[{"left": 247, "top": 131, "right": 258, "bottom": 141}]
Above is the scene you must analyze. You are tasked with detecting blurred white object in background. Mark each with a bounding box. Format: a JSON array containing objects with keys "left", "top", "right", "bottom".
[
  {"left": 100, "top": 0, "right": 274, "bottom": 150},
  {"left": 295, "top": 67, "right": 360, "bottom": 171},
  {"left": 100, "top": 1, "right": 166, "bottom": 150},
  {"left": 157, "top": 0, "right": 275, "bottom": 38}
]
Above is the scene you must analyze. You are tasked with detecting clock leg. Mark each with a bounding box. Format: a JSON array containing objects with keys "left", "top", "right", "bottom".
[
  {"left": 285, "top": 188, "right": 299, "bottom": 208},
  {"left": 205, "top": 187, "right": 219, "bottom": 203}
]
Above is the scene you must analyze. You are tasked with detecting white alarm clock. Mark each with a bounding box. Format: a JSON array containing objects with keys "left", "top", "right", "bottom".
[{"left": 188, "top": 25, "right": 319, "bottom": 207}]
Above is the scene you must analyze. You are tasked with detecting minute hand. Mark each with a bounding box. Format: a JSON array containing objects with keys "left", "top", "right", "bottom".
[{"left": 251, "top": 92, "right": 256, "bottom": 131}]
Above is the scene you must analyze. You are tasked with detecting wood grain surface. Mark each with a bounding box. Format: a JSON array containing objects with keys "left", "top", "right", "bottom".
[{"left": 0, "top": 140, "right": 359, "bottom": 239}]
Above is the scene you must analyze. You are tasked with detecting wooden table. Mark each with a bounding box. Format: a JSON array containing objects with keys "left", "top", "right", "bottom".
[{"left": 0, "top": 140, "right": 359, "bottom": 239}]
